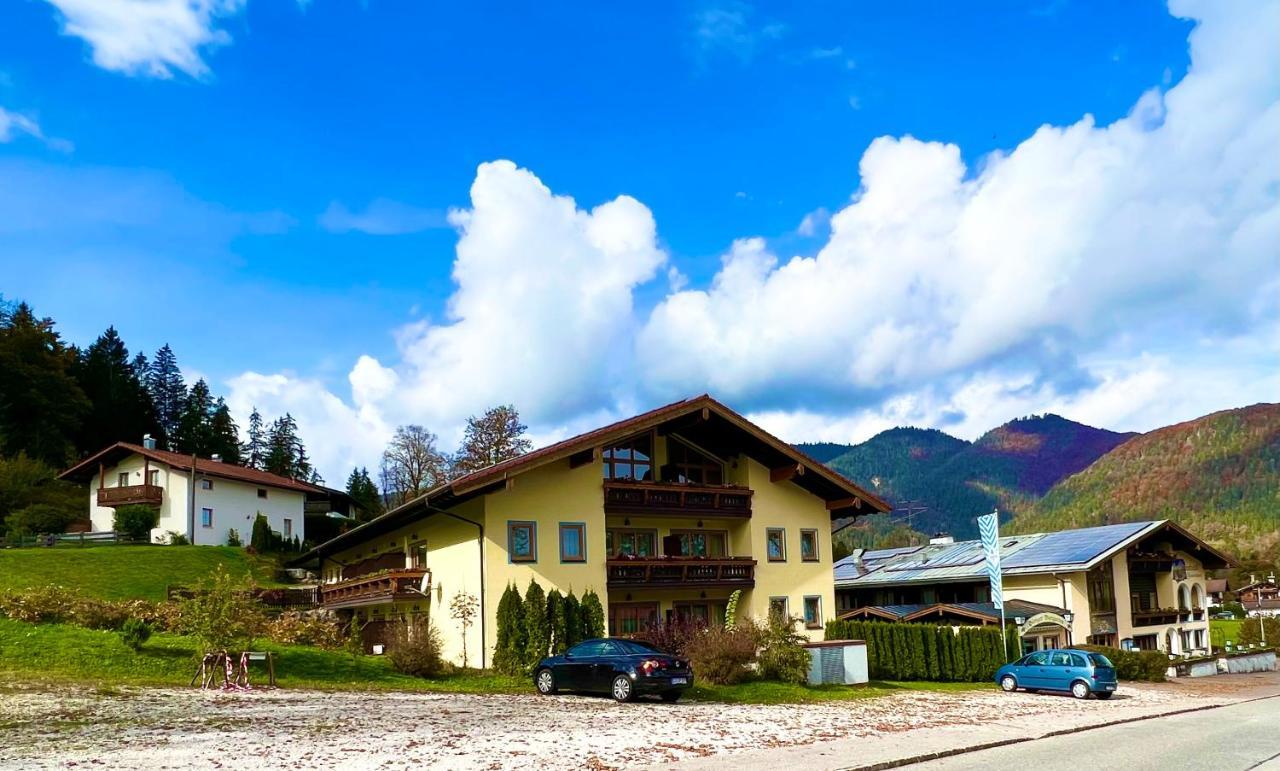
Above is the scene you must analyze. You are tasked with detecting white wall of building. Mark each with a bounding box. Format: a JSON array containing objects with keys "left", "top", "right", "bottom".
[{"left": 85, "top": 453, "right": 305, "bottom": 546}]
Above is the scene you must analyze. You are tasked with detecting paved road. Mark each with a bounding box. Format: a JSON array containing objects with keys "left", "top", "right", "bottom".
[{"left": 906, "top": 695, "right": 1280, "bottom": 771}]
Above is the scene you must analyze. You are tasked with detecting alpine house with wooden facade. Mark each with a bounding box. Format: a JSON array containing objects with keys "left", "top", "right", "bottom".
[{"left": 295, "top": 395, "right": 889, "bottom": 666}]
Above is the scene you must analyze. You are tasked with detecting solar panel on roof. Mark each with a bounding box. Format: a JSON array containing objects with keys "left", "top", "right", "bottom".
[{"left": 1002, "top": 522, "right": 1151, "bottom": 569}]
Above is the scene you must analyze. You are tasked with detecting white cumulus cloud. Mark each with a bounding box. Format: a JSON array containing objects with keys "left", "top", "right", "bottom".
[
  {"left": 228, "top": 0, "right": 1279, "bottom": 482},
  {"left": 42, "top": 0, "right": 247, "bottom": 79}
]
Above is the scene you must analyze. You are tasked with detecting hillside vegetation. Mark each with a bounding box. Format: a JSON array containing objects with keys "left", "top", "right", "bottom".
[
  {"left": 1010, "top": 404, "right": 1280, "bottom": 563},
  {"left": 0, "top": 545, "right": 283, "bottom": 600},
  {"left": 827, "top": 415, "right": 1133, "bottom": 541}
]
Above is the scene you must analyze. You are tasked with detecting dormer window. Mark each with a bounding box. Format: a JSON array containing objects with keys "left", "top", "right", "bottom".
[
  {"left": 663, "top": 438, "right": 723, "bottom": 484},
  {"left": 603, "top": 434, "right": 653, "bottom": 481}
]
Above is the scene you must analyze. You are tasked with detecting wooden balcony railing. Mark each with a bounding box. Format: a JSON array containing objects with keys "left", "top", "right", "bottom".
[
  {"left": 97, "top": 484, "right": 163, "bottom": 508},
  {"left": 320, "top": 568, "right": 430, "bottom": 609},
  {"left": 603, "top": 480, "right": 753, "bottom": 518},
  {"left": 606, "top": 557, "right": 755, "bottom": 589},
  {"left": 1132, "top": 608, "right": 1180, "bottom": 627}
]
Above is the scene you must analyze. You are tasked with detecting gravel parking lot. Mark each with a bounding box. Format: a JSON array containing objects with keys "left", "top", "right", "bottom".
[{"left": 1, "top": 676, "right": 1273, "bottom": 770}]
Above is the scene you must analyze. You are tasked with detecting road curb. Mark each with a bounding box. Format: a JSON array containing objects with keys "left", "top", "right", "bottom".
[{"left": 839, "top": 693, "right": 1280, "bottom": 771}]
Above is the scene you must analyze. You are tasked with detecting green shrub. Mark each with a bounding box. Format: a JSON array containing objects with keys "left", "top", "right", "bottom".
[
  {"left": 387, "top": 616, "right": 447, "bottom": 678},
  {"left": 824, "top": 618, "right": 1014, "bottom": 682},
  {"left": 756, "top": 615, "right": 811, "bottom": 684},
  {"left": 264, "top": 611, "right": 347, "bottom": 649},
  {"left": 580, "top": 589, "right": 605, "bottom": 639},
  {"left": 683, "top": 622, "right": 758, "bottom": 685},
  {"left": 493, "top": 583, "right": 526, "bottom": 675},
  {"left": 522, "top": 580, "right": 548, "bottom": 671},
  {"left": 563, "top": 592, "right": 581, "bottom": 649},
  {"left": 226, "top": 528, "right": 242, "bottom": 547},
  {"left": 547, "top": 589, "right": 566, "bottom": 654},
  {"left": 177, "top": 565, "right": 266, "bottom": 652},
  {"left": 1239, "top": 617, "right": 1280, "bottom": 647},
  {"left": 1072, "top": 644, "right": 1168, "bottom": 681},
  {"left": 167, "top": 531, "right": 190, "bottom": 546},
  {"left": 6, "top": 503, "right": 77, "bottom": 536},
  {"left": 638, "top": 617, "right": 707, "bottom": 655},
  {"left": 120, "top": 618, "right": 152, "bottom": 650},
  {"left": 113, "top": 505, "right": 159, "bottom": 541}
]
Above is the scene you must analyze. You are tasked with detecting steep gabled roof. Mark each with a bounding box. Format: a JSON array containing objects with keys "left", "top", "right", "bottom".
[
  {"left": 298, "top": 394, "right": 890, "bottom": 562},
  {"left": 60, "top": 442, "right": 318, "bottom": 494}
]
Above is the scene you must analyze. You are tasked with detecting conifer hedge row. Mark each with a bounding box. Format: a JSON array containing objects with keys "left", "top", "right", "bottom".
[
  {"left": 493, "top": 580, "right": 605, "bottom": 675},
  {"left": 824, "top": 618, "right": 1018, "bottom": 682}
]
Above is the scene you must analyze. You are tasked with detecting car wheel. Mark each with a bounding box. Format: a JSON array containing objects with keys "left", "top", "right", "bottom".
[
  {"left": 1071, "top": 680, "right": 1091, "bottom": 699},
  {"left": 660, "top": 691, "right": 681, "bottom": 703},
  {"left": 1095, "top": 691, "right": 1113, "bottom": 700},
  {"left": 535, "top": 668, "right": 557, "bottom": 695},
  {"left": 999, "top": 675, "right": 1018, "bottom": 692},
  {"left": 611, "top": 674, "right": 635, "bottom": 703}
]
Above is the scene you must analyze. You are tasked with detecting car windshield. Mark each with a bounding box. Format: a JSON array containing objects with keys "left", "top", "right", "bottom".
[
  {"left": 1088, "top": 653, "right": 1114, "bottom": 668},
  {"left": 612, "top": 639, "right": 662, "bottom": 655}
]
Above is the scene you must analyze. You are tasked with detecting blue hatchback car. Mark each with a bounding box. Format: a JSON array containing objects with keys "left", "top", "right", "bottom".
[{"left": 995, "top": 648, "right": 1118, "bottom": 699}]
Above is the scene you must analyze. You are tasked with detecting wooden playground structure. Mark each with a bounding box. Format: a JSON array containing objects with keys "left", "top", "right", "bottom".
[{"left": 191, "top": 650, "right": 278, "bottom": 690}]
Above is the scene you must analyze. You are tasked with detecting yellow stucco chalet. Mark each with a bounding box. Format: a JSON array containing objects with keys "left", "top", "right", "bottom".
[{"left": 297, "top": 395, "right": 888, "bottom": 667}]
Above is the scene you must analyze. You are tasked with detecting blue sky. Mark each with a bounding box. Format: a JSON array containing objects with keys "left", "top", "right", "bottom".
[{"left": 1, "top": 1, "right": 1276, "bottom": 481}]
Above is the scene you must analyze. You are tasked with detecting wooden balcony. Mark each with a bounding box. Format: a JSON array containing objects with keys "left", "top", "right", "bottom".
[
  {"left": 319, "top": 568, "right": 430, "bottom": 610},
  {"left": 1131, "top": 608, "right": 1180, "bottom": 627},
  {"left": 97, "top": 484, "right": 163, "bottom": 508},
  {"left": 606, "top": 557, "right": 755, "bottom": 589},
  {"left": 603, "top": 480, "right": 753, "bottom": 518}
]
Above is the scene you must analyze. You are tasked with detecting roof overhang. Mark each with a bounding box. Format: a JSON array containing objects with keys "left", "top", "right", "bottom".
[{"left": 299, "top": 394, "right": 890, "bottom": 563}]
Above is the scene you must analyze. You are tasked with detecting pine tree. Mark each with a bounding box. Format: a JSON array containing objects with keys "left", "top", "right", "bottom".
[
  {"left": 173, "top": 379, "right": 215, "bottom": 456},
  {"left": 264, "top": 414, "right": 301, "bottom": 477},
  {"left": 145, "top": 344, "right": 186, "bottom": 449},
  {"left": 547, "top": 589, "right": 565, "bottom": 654},
  {"left": 71, "top": 327, "right": 159, "bottom": 453},
  {"left": 250, "top": 513, "right": 271, "bottom": 552},
  {"left": 242, "top": 408, "right": 266, "bottom": 470},
  {"left": 580, "top": 589, "right": 605, "bottom": 639},
  {"left": 493, "top": 584, "right": 526, "bottom": 675},
  {"left": 0, "top": 303, "right": 90, "bottom": 466},
  {"left": 522, "top": 580, "right": 548, "bottom": 671},
  {"left": 563, "top": 592, "right": 581, "bottom": 649},
  {"left": 208, "top": 399, "right": 242, "bottom": 464},
  {"left": 345, "top": 467, "right": 383, "bottom": 521}
]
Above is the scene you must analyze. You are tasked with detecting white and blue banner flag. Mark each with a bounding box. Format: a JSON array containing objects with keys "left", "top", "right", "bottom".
[{"left": 978, "top": 510, "right": 1003, "bottom": 610}]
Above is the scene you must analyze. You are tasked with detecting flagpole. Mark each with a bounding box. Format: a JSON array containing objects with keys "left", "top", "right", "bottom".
[{"left": 996, "top": 509, "right": 1007, "bottom": 661}]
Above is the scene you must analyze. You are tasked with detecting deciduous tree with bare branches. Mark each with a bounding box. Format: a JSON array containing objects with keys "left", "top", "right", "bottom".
[
  {"left": 379, "top": 425, "right": 450, "bottom": 506},
  {"left": 452, "top": 405, "right": 532, "bottom": 476}
]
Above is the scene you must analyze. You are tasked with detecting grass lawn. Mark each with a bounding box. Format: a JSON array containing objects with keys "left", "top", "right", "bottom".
[
  {"left": 0, "top": 545, "right": 284, "bottom": 600},
  {"left": 1210, "top": 618, "right": 1245, "bottom": 648},
  {"left": 0, "top": 618, "right": 525, "bottom": 693},
  {"left": 0, "top": 618, "right": 987, "bottom": 702}
]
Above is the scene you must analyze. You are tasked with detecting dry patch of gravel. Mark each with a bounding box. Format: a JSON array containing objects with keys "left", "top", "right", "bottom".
[{"left": 0, "top": 682, "right": 1239, "bottom": 770}]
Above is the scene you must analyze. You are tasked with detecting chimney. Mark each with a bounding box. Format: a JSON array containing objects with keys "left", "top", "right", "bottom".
[
  {"left": 211, "top": 454, "right": 222, "bottom": 463},
  {"left": 142, "top": 434, "right": 156, "bottom": 450},
  {"left": 851, "top": 548, "right": 865, "bottom": 566},
  {"left": 930, "top": 533, "right": 955, "bottom": 546}
]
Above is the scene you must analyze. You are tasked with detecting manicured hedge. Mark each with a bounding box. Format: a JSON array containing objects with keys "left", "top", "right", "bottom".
[
  {"left": 1071, "top": 644, "right": 1167, "bottom": 682},
  {"left": 825, "top": 618, "right": 1018, "bottom": 682}
]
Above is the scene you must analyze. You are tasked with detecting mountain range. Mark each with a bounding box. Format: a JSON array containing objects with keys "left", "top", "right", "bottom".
[{"left": 799, "top": 403, "right": 1280, "bottom": 564}]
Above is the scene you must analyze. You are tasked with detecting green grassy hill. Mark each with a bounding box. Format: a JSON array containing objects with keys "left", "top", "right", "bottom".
[
  {"left": 828, "top": 416, "right": 1133, "bottom": 541},
  {"left": 1009, "top": 403, "right": 1280, "bottom": 563},
  {"left": 0, "top": 545, "right": 283, "bottom": 600}
]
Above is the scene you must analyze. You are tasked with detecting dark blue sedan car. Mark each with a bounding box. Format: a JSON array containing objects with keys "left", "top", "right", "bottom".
[
  {"left": 534, "top": 638, "right": 693, "bottom": 702},
  {"left": 995, "top": 648, "right": 1118, "bottom": 699}
]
